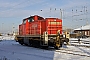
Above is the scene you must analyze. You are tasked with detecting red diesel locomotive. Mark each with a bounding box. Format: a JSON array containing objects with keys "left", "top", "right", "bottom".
[{"left": 15, "top": 15, "right": 69, "bottom": 49}]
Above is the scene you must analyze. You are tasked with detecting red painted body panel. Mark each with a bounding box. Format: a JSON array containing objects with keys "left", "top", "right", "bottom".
[
  {"left": 19, "top": 25, "right": 22, "bottom": 35},
  {"left": 45, "top": 18, "right": 62, "bottom": 35},
  {"left": 22, "top": 24, "right": 26, "bottom": 35},
  {"left": 30, "top": 21, "right": 41, "bottom": 35},
  {"left": 25, "top": 19, "right": 30, "bottom": 35},
  {"left": 19, "top": 15, "right": 62, "bottom": 35}
]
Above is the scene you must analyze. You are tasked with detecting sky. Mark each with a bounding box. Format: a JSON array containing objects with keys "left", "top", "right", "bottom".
[{"left": 0, "top": 0, "right": 90, "bottom": 33}]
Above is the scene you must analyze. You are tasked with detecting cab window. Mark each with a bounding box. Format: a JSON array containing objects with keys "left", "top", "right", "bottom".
[
  {"left": 28, "top": 18, "right": 34, "bottom": 22},
  {"left": 23, "top": 20, "right": 26, "bottom": 24}
]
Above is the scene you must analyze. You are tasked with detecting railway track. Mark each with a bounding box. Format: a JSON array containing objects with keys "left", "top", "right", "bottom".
[
  {"left": 70, "top": 44, "right": 90, "bottom": 48},
  {"left": 55, "top": 39, "right": 90, "bottom": 57},
  {"left": 43, "top": 44, "right": 90, "bottom": 58},
  {"left": 56, "top": 48, "right": 90, "bottom": 57},
  {"left": 69, "top": 39, "right": 90, "bottom": 48}
]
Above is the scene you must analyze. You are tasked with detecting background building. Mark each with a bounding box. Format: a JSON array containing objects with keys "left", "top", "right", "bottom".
[{"left": 74, "top": 24, "right": 90, "bottom": 37}]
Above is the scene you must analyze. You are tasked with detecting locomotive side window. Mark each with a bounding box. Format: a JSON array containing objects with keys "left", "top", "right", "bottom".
[
  {"left": 28, "top": 18, "right": 34, "bottom": 22},
  {"left": 32, "top": 19, "right": 34, "bottom": 22},
  {"left": 23, "top": 20, "right": 26, "bottom": 24},
  {"left": 28, "top": 19, "right": 30, "bottom": 22}
]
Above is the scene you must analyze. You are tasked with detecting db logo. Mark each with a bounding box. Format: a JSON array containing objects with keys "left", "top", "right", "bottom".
[{"left": 32, "top": 24, "right": 38, "bottom": 28}]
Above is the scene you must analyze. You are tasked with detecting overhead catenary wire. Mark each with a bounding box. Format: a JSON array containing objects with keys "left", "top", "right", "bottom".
[{"left": 1, "top": 0, "right": 31, "bottom": 13}]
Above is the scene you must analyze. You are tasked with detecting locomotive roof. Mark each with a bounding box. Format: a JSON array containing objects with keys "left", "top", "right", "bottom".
[
  {"left": 22, "top": 15, "right": 62, "bottom": 22},
  {"left": 23, "top": 15, "right": 44, "bottom": 21},
  {"left": 45, "top": 18, "right": 60, "bottom": 19}
]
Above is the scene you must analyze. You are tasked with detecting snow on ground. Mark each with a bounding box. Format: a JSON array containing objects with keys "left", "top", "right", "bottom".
[
  {"left": 0, "top": 36, "right": 15, "bottom": 40},
  {"left": 70, "top": 37, "right": 90, "bottom": 41},
  {"left": 0, "top": 36, "right": 90, "bottom": 60},
  {"left": 0, "top": 40, "right": 54, "bottom": 60}
]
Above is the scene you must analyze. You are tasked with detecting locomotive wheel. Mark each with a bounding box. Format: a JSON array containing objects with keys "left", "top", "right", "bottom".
[
  {"left": 18, "top": 40, "right": 24, "bottom": 45},
  {"left": 54, "top": 46, "right": 59, "bottom": 49},
  {"left": 66, "top": 38, "right": 69, "bottom": 45},
  {"left": 40, "top": 46, "right": 48, "bottom": 49},
  {"left": 24, "top": 43, "right": 28, "bottom": 46},
  {"left": 29, "top": 40, "right": 33, "bottom": 47}
]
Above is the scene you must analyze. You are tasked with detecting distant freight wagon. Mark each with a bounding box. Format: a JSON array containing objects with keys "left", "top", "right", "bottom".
[{"left": 15, "top": 15, "right": 69, "bottom": 49}]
